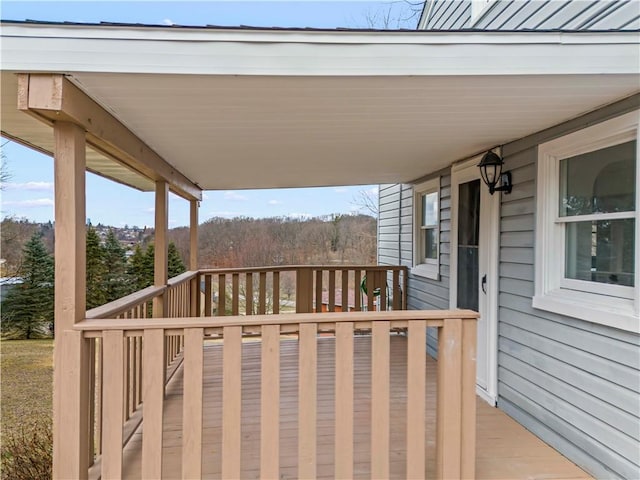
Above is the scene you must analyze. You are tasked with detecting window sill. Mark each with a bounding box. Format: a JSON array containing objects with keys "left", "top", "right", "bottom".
[
  {"left": 532, "top": 289, "right": 638, "bottom": 333},
  {"left": 411, "top": 264, "right": 439, "bottom": 281}
]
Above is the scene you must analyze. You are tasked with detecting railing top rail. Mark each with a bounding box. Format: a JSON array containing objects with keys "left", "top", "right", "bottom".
[
  {"left": 76, "top": 309, "right": 478, "bottom": 331},
  {"left": 198, "top": 265, "right": 408, "bottom": 275},
  {"left": 86, "top": 285, "right": 166, "bottom": 319},
  {"left": 167, "top": 270, "right": 198, "bottom": 287}
]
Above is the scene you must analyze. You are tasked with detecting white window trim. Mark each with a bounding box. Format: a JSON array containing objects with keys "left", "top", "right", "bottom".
[
  {"left": 533, "top": 110, "right": 640, "bottom": 333},
  {"left": 412, "top": 178, "right": 440, "bottom": 280}
]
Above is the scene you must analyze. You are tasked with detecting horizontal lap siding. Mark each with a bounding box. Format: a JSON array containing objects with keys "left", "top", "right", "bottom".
[
  {"left": 424, "top": 0, "right": 471, "bottom": 29},
  {"left": 499, "top": 107, "right": 640, "bottom": 479},
  {"left": 378, "top": 176, "right": 451, "bottom": 358},
  {"left": 472, "top": 0, "right": 638, "bottom": 30}
]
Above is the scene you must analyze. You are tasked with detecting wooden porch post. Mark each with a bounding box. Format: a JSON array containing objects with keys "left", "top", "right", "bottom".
[
  {"left": 153, "top": 180, "right": 168, "bottom": 317},
  {"left": 189, "top": 199, "right": 199, "bottom": 316},
  {"left": 52, "top": 121, "right": 90, "bottom": 479}
]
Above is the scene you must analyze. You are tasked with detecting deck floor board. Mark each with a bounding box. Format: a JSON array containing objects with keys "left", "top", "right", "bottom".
[{"left": 120, "top": 335, "right": 591, "bottom": 479}]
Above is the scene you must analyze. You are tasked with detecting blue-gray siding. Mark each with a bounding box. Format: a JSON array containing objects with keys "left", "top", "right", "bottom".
[
  {"left": 497, "top": 98, "right": 640, "bottom": 480},
  {"left": 421, "top": 0, "right": 639, "bottom": 30},
  {"left": 378, "top": 173, "right": 452, "bottom": 356},
  {"left": 378, "top": 94, "right": 640, "bottom": 478}
]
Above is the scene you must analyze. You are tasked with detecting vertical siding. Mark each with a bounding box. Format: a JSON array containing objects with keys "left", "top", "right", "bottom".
[
  {"left": 378, "top": 174, "right": 452, "bottom": 356},
  {"left": 497, "top": 103, "right": 640, "bottom": 479}
]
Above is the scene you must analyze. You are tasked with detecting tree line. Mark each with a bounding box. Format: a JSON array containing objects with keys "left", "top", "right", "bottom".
[
  {"left": 1, "top": 214, "right": 376, "bottom": 339},
  {"left": 1, "top": 227, "right": 185, "bottom": 339}
]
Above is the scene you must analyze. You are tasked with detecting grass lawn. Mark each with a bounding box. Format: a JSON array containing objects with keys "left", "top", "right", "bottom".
[{"left": 1, "top": 339, "right": 53, "bottom": 435}]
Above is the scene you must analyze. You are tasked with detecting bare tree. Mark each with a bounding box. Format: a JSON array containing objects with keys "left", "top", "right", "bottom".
[
  {"left": 359, "top": 1, "right": 425, "bottom": 29},
  {"left": 352, "top": 188, "right": 379, "bottom": 217}
]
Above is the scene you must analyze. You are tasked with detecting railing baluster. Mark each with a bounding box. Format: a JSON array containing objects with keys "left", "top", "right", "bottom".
[
  {"left": 341, "top": 270, "right": 349, "bottom": 312},
  {"left": 232, "top": 273, "right": 240, "bottom": 315},
  {"left": 461, "top": 319, "right": 477, "bottom": 480},
  {"left": 131, "top": 335, "right": 137, "bottom": 412},
  {"left": 335, "top": 322, "right": 353, "bottom": 479},
  {"left": 407, "top": 320, "right": 426, "bottom": 478},
  {"left": 354, "top": 270, "right": 361, "bottom": 311},
  {"left": 102, "top": 330, "right": 124, "bottom": 479},
  {"left": 261, "top": 324, "right": 280, "bottom": 478},
  {"left": 142, "top": 329, "right": 165, "bottom": 479},
  {"left": 437, "top": 318, "right": 462, "bottom": 480},
  {"left": 366, "top": 270, "right": 375, "bottom": 311},
  {"left": 124, "top": 337, "right": 130, "bottom": 421},
  {"left": 392, "top": 270, "right": 401, "bottom": 311},
  {"left": 315, "top": 269, "right": 323, "bottom": 313},
  {"left": 218, "top": 274, "right": 226, "bottom": 316},
  {"left": 182, "top": 328, "right": 204, "bottom": 479},
  {"left": 246, "top": 272, "right": 254, "bottom": 315},
  {"left": 378, "top": 271, "right": 387, "bottom": 311},
  {"left": 88, "top": 338, "right": 96, "bottom": 466},
  {"left": 204, "top": 274, "right": 212, "bottom": 317},
  {"left": 222, "top": 326, "right": 242, "bottom": 479},
  {"left": 97, "top": 338, "right": 103, "bottom": 455},
  {"left": 259, "top": 271, "right": 267, "bottom": 314},
  {"left": 371, "top": 321, "right": 389, "bottom": 479},
  {"left": 273, "top": 271, "right": 280, "bottom": 314},
  {"left": 328, "top": 270, "right": 336, "bottom": 312},
  {"left": 299, "top": 323, "right": 317, "bottom": 479}
]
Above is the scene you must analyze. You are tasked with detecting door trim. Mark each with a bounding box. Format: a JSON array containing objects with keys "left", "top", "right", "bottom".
[{"left": 449, "top": 155, "right": 500, "bottom": 406}]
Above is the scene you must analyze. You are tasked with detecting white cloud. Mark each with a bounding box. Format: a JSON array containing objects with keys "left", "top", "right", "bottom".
[
  {"left": 202, "top": 192, "right": 210, "bottom": 201},
  {"left": 333, "top": 187, "right": 348, "bottom": 193},
  {"left": 144, "top": 207, "right": 155, "bottom": 213},
  {"left": 163, "top": 18, "right": 174, "bottom": 26},
  {"left": 224, "top": 191, "right": 248, "bottom": 201},
  {"left": 268, "top": 199, "right": 283, "bottom": 205},
  {"left": 3, "top": 198, "right": 54, "bottom": 208},
  {"left": 367, "top": 186, "right": 379, "bottom": 195},
  {"left": 1, "top": 181, "right": 54, "bottom": 191}
]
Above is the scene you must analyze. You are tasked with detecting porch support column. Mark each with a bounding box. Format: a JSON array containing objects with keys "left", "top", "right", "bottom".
[
  {"left": 52, "top": 121, "right": 89, "bottom": 479},
  {"left": 153, "top": 180, "right": 168, "bottom": 317},
  {"left": 189, "top": 199, "right": 199, "bottom": 316}
]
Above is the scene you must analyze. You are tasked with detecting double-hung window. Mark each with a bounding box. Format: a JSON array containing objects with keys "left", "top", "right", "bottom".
[
  {"left": 412, "top": 178, "right": 440, "bottom": 280},
  {"left": 534, "top": 111, "right": 639, "bottom": 332}
]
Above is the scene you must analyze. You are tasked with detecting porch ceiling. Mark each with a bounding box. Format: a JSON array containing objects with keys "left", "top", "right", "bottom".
[{"left": 1, "top": 22, "right": 638, "bottom": 191}]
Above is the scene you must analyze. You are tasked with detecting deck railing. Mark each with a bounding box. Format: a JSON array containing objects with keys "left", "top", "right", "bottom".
[
  {"left": 198, "top": 265, "right": 408, "bottom": 316},
  {"left": 76, "top": 310, "right": 477, "bottom": 480}
]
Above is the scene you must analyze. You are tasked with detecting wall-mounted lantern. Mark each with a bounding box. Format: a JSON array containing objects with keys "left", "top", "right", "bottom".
[{"left": 478, "top": 150, "right": 512, "bottom": 195}]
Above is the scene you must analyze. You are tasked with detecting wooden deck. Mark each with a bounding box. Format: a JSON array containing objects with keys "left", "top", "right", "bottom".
[{"left": 120, "top": 335, "right": 591, "bottom": 479}]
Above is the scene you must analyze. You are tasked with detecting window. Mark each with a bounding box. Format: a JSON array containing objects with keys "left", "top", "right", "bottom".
[
  {"left": 413, "top": 178, "right": 440, "bottom": 279},
  {"left": 534, "top": 111, "right": 639, "bottom": 332}
]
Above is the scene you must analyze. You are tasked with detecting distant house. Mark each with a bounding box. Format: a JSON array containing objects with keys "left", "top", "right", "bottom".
[
  {"left": 378, "top": 1, "right": 639, "bottom": 478},
  {"left": 0, "top": 276, "right": 23, "bottom": 302}
]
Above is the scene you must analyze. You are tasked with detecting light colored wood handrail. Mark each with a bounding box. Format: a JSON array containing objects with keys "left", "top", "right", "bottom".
[
  {"left": 167, "top": 270, "right": 199, "bottom": 287},
  {"left": 199, "top": 265, "right": 407, "bottom": 274},
  {"left": 86, "top": 285, "right": 165, "bottom": 319},
  {"left": 77, "top": 309, "right": 478, "bottom": 332}
]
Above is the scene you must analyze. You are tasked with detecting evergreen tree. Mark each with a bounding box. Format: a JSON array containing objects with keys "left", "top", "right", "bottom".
[
  {"left": 86, "top": 226, "right": 107, "bottom": 309},
  {"left": 142, "top": 244, "right": 155, "bottom": 287},
  {"left": 103, "top": 229, "right": 133, "bottom": 301},
  {"left": 128, "top": 244, "right": 150, "bottom": 290},
  {"left": 1, "top": 233, "right": 54, "bottom": 339},
  {"left": 168, "top": 242, "right": 186, "bottom": 278}
]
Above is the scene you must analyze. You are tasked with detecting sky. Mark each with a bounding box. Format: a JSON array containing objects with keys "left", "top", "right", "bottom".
[{"left": 0, "top": 0, "right": 419, "bottom": 228}]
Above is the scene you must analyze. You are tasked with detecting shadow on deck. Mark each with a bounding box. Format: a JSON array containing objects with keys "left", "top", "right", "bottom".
[{"left": 120, "top": 335, "right": 591, "bottom": 479}]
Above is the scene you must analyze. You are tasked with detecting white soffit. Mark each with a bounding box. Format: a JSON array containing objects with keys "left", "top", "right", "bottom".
[{"left": 1, "top": 23, "right": 639, "bottom": 191}]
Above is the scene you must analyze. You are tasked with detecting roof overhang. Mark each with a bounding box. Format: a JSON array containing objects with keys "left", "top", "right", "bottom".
[{"left": 2, "top": 22, "right": 639, "bottom": 191}]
